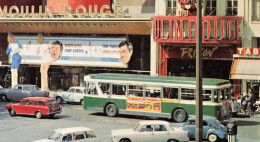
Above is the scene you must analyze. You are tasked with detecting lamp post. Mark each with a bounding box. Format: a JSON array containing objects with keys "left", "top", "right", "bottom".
[{"left": 195, "top": 0, "right": 203, "bottom": 142}]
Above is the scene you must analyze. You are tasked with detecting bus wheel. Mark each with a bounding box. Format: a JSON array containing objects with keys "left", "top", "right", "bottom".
[
  {"left": 173, "top": 108, "right": 187, "bottom": 123},
  {"left": 106, "top": 104, "right": 118, "bottom": 117}
]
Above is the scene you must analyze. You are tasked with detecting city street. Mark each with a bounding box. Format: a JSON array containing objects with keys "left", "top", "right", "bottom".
[{"left": 0, "top": 101, "right": 259, "bottom": 142}]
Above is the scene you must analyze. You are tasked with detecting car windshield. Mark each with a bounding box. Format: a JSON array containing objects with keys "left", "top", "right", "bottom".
[
  {"left": 48, "top": 131, "right": 62, "bottom": 141},
  {"left": 134, "top": 124, "right": 141, "bottom": 131}
]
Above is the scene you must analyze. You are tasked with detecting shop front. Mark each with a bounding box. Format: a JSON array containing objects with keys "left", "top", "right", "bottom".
[{"left": 230, "top": 47, "right": 260, "bottom": 99}]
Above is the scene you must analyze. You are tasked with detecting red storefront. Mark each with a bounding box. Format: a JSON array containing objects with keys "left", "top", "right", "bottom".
[{"left": 153, "top": 16, "right": 243, "bottom": 96}]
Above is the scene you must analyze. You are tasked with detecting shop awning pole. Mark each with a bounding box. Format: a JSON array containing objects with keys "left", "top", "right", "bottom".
[{"left": 195, "top": 0, "right": 203, "bottom": 142}]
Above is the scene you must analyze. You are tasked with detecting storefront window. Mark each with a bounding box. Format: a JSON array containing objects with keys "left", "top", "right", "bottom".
[
  {"left": 226, "top": 0, "right": 238, "bottom": 16},
  {"left": 252, "top": 0, "right": 260, "bottom": 21}
]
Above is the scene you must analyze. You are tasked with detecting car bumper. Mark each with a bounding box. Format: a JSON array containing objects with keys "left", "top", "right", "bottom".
[{"left": 47, "top": 111, "right": 61, "bottom": 115}]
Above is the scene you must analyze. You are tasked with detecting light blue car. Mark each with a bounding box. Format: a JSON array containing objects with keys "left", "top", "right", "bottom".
[{"left": 173, "top": 116, "right": 227, "bottom": 142}]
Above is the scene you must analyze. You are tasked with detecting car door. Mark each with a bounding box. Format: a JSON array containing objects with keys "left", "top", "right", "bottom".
[
  {"left": 69, "top": 89, "right": 84, "bottom": 103},
  {"left": 8, "top": 85, "right": 20, "bottom": 100},
  {"left": 27, "top": 100, "right": 38, "bottom": 114},
  {"left": 202, "top": 121, "right": 210, "bottom": 138},
  {"left": 15, "top": 99, "right": 29, "bottom": 114},
  {"left": 136, "top": 125, "right": 154, "bottom": 142},
  {"left": 153, "top": 124, "right": 168, "bottom": 142},
  {"left": 183, "top": 120, "right": 196, "bottom": 138},
  {"left": 63, "top": 88, "right": 75, "bottom": 102}
]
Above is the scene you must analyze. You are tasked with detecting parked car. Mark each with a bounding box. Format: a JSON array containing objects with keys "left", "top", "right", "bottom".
[
  {"left": 111, "top": 120, "right": 189, "bottom": 142},
  {"left": 231, "top": 97, "right": 240, "bottom": 116},
  {"left": 32, "top": 127, "right": 100, "bottom": 142},
  {"left": 53, "top": 87, "right": 88, "bottom": 105},
  {"left": 173, "top": 116, "right": 227, "bottom": 142},
  {"left": 6, "top": 97, "right": 61, "bottom": 119},
  {"left": 0, "top": 84, "right": 49, "bottom": 101}
]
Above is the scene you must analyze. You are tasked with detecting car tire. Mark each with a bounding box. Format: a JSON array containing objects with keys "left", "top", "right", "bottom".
[
  {"left": 56, "top": 97, "right": 63, "bottom": 104},
  {"left": 9, "top": 108, "right": 16, "bottom": 117},
  {"left": 49, "top": 114, "right": 55, "bottom": 118},
  {"left": 105, "top": 103, "right": 118, "bottom": 117},
  {"left": 208, "top": 133, "right": 218, "bottom": 142},
  {"left": 173, "top": 108, "right": 187, "bottom": 123},
  {"left": 1, "top": 95, "right": 8, "bottom": 102},
  {"left": 35, "top": 111, "right": 42, "bottom": 119},
  {"left": 119, "top": 138, "right": 131, "bottom": 142},
  {"left": 80, "top": 99, "right": 84, "bottom": 105}
]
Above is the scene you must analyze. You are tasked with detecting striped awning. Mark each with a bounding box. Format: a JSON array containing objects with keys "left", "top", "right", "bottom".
[{"left": 230, "top": 58, "right": 260, "bottom": 80}]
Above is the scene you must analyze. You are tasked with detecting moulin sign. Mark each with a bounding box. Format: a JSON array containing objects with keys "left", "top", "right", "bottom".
[
  {"left": 0, "top": 4, "right": 123, "bottom": 18},
  {"left": 153, "top": 16, "right": 243, "bottom": 44}
]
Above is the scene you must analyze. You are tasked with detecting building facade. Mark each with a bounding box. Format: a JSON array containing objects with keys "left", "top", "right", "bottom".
[
  {"left": 0, "top": 0, "right": 259, "bottom": 98},
  {"left": 0, "top": 0, "right": 153, "bottom": 90}
]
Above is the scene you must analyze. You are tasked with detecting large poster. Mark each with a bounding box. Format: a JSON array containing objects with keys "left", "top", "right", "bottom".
[
  {"left": 126, "top": 97, "right": 161, "bottom": 112},
  {"left": 12, "top": 37, "right": 127, "bottom": 68}
]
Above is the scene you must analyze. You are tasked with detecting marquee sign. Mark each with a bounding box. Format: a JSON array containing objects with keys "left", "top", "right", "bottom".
[
  {"left": 0, "top": 4, "right": 123, "bottom": 18},
  {"left": 237, "top": 48, "right": 260, "bottom": 56},
  {"left": 153, "top": 16, "right": 242, "bottom": 44}
]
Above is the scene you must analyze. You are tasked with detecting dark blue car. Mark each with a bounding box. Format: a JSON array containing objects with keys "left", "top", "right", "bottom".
[{"left": 173, "top": 116, "right": 227, "bottom": 142}]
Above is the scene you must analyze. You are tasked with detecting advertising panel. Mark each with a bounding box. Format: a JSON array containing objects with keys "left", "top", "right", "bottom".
[
  {"left": 126, "top": 97, "right": 161, "bottom": 112},
  {"left": 12, "top": 37, "right": 127, "bottom": 68}
]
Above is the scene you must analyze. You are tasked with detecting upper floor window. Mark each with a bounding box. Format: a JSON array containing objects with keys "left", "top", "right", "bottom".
[
  {"left": 167, "top": 0, "right": 177, "bottom": 15},
  {"left": 252, "top": 0, "right": 260, "bottom": 21},
  {"left": 227, "top": 0, "right": 238, "bottom": 16},
  {"left": 205, "top": 0, "right": 216, "bottom": 16}
]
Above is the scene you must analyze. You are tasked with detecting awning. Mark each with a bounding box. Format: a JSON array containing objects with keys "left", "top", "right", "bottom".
[{"left": 230, "top": 58, "right": 260, "bottom": 80}]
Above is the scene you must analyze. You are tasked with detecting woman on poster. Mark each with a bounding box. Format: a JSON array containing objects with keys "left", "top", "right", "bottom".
[{"left": 36, "top": 33, "right": 63, "bottom": 90}]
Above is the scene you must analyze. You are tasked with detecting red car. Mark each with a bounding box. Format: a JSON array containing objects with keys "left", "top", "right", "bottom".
[{"left": 6, "top": 97, "right": 61, "bottom": 119}]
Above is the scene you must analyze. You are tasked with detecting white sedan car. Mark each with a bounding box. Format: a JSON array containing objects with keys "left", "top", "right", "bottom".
[
  {"left": 54, "top": 87, "right": 88, "bottom": 105},
  {"left": 111, "top": 120, "right": 189, "bottom": 142},
  {"left": 32, "top": 127, "right": 100, "bottom": 142}
]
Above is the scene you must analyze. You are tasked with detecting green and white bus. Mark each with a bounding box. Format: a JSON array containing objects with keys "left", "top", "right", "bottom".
[{"left": 83, "top": 73, "right": 232, "bottom": 122}]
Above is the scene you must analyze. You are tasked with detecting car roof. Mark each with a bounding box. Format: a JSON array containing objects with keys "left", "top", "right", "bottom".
[
  {"left": 54, "top": 127, "right": 92, "bottom": 134},
  {"left": 23, "top": 97, "right": 54, "bottom": 101},
  {"left": 139, "top": 120, "right": 169, "bottom": 125}
]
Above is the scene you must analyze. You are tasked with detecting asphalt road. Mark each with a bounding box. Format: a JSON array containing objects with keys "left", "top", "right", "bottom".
[{"left": 0, "top": 101, "right": 259, "bottom": 142}]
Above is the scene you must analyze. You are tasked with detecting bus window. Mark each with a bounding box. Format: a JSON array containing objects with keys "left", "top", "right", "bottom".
[
  {"left": 203, "top": 90, "right": 212, "bottom": 101},
  {"left": 145, "top": 86, "right": 161, "bottom": 98},
  {"left": 220, "top": 89, "right": 225, "bottom": 101},
  {"left": 112, "top": 84, "right": 126, "bottom": 96},
  {"left": 129, "top": 85, "right": 143, "bottom": 97},
  {"left": 89, "top": 83, "right": 97, "bottom": 95},
  {"left": 181, "top": 88, "right": 195, "bottom": 100},
  {"left": 99, "top": 83, "right": 110, "bottom": 95},
  {"left": 163, "top": 87, "right": 178, "bottom": 99},
  {"left": 225, "top": 87, "right": 231, "bottom": 100}
]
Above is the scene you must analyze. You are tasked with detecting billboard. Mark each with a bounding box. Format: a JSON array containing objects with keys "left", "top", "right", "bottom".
[{"left": 12, "top": 36, "right": 127, "bottom": 68}]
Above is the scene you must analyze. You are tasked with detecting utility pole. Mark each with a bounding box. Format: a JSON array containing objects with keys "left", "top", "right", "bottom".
[{"left": 195, "top": 0, "right": 203, "bottom": 142}]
